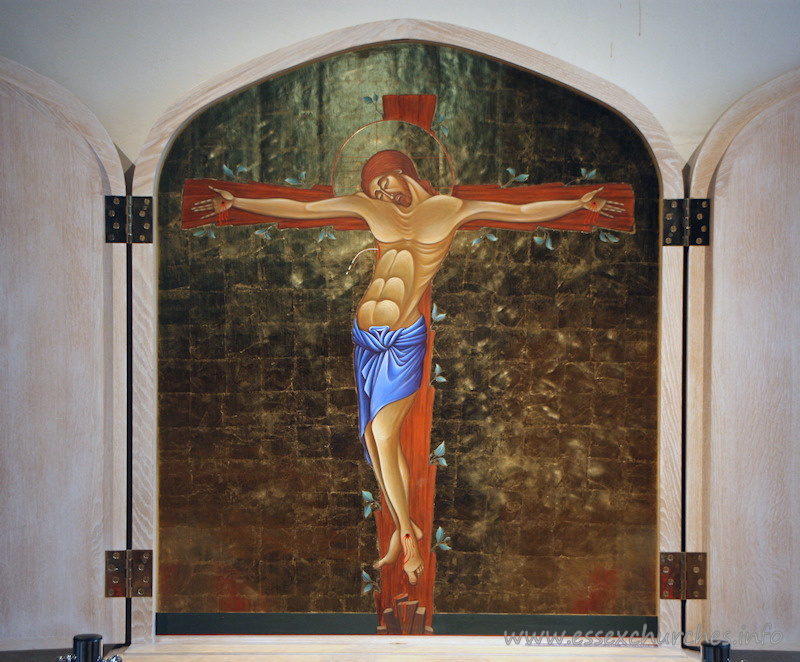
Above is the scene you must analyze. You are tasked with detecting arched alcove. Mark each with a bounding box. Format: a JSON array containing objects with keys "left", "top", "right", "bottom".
[{"left": 129, "top": 20, "right": 685, "bottom": 645}]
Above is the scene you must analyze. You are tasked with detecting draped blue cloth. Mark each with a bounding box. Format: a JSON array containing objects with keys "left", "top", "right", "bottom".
[{"left": 352, "top": 316, "right": 428, "bottom": 466}]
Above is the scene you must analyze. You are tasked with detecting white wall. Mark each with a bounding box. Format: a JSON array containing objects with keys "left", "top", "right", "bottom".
[{"left": 1, "top": 0, "right": 799, "bottom": 165}]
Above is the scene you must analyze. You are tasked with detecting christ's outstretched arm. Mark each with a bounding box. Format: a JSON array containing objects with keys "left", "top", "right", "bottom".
[
  {"left": 192, "top": 185, "right": 371, "bottom": 221},
  {"left": 453, "top": 188, "right": 623, "bottom": 229}
]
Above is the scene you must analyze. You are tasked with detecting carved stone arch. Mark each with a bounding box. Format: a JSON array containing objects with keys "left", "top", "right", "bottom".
[{"left": 128, "top": 20, "right": 685, "bottom": 647}]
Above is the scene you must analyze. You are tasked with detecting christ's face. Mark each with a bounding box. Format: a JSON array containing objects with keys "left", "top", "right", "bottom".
[{"left": 367, "top": 171, "right": 412, "bottom": 208}]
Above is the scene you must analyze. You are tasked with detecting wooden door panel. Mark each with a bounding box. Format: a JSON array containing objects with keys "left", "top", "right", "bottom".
[
  {"left": 0, "top": 58, "right": 126, "bottom": 650},
  {"left": 687, "top": 72, "right": 800, "bottom": 649}
]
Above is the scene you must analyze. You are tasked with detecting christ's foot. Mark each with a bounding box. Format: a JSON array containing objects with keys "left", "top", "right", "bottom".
[
  {"left": 374, "top": 530, "right": 401, "bottom": 569},
  {"left": 402, "top": 532, "right": 424, "bottom": 585},
  {"left": 374, "top": 521, "right": 425, "bottom": 569}
]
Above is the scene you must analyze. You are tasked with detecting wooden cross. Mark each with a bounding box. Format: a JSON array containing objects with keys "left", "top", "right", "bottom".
[{"left": 180, "top": 95, "right": 634, "bottom": 633}]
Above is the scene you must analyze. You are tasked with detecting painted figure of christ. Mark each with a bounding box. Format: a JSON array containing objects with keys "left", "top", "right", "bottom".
[{"left": 191, "top": 149, "right": 624, "bottom": 586}]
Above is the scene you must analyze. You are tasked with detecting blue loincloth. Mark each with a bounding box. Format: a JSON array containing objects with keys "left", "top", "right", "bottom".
[{"left": 352, "top": 315, "right": 428, "bottom": 466}]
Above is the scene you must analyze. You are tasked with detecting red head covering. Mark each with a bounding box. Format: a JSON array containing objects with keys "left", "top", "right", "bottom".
[{"left": 360, "top": 150, "right": 437, "bottom": 197}]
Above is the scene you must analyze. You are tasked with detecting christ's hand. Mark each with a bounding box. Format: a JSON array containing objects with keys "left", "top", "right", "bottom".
[
  {"left": 191, "top": 186, "right": 235, "bottom": 220},
  {"left": 580, "top": 187, "right": 625, "bottom": 218}
]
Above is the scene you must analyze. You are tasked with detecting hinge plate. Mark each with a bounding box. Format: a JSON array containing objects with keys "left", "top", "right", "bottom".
[
  {"left": 660, "top": 551, "right": 707, "bottom": 599},
  {"left": 105, "top": 549, "right": 153, "bottom": 598},
  {"left": 105, "top": 196, "right": 127, "bottom": 243},
  {"left": 130, "top": 197, "right": 153, "bottom": 243},
  {"left": 662, "top": 199, "right": 710, "bottom": 246},
  {"left": 105, "top": 196, "right": 153, "bottom": 244}
]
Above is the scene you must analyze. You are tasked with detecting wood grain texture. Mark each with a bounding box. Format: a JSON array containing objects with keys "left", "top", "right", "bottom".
[
  {"left": 684, "top": 247, "right": 711, "bottom": 635},
  {"left": 657, "top": 247, "right": 684, "bottom": 641},
  {"left": 0, "top": 56, "right": 125, "bottom": 196},
  {"left": 129, "top": 20, "right": 685, "bottom": 650},
  {"left": 0, "top": 58, "right": 126, "bottom": 649},
  {"left": 686, "top": 89, "right": 800, "bottom": 647},
  {"left": 688, "top": 67, "right": 800, "bottom": 199},
  {"left": 131, "top": 245, "right": 158, "bottom": 643},
  {"left": 122, "top": 635, "right": 697, "bottom": 661}
]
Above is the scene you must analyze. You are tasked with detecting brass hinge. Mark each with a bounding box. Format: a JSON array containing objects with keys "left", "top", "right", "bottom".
[
  {"left": 105, "top": 550, "right": 153, "bottom": 598},
  {"left": 660, "top": 551, "right": 707, "bottom": 599},
  {"left": 662, "top": 199, "right": 710, "bottom": 246},
  {"left": 105, "top": 196, "right": 153, "bottom": 244}
]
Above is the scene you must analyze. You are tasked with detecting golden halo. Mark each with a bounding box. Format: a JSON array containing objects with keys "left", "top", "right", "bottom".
[{"left": 331, "top": 120, "right": 454, "bottom": 197}]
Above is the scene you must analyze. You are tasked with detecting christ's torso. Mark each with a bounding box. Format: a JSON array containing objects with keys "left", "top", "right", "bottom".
[
  {"left": 354, "top": 194, "right": 464, "bottom": 330},
  {"left": 356, "top": 237, "right": 453, "bottom": 330}
]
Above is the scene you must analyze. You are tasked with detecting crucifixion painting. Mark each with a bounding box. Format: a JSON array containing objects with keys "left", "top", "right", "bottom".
[{"left": 180, "top": 94, "right": 635, "bottom": 632}]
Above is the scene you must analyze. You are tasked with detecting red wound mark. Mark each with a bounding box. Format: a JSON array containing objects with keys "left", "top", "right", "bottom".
[{"left": 402, "top": 534, "right": 413, "bottom": 564}]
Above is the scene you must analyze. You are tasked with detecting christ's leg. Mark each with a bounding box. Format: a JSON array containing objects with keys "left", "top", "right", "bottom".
[
  {"left": 370, "top": 392, "right": 425, "bottom": 585},
  {"left": 368, "top": 427, "right": 424, "bottom": 569},
  {"left": 363, "top": 427, "right": 403, "bottom": 569},
  {"left": 397, "top": 448, "right": 424, "bottom": 541}
]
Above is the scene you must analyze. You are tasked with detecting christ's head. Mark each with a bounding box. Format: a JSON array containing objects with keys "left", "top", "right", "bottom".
[{"left": 360, "top": 150, "right": 437, "bottom": 207}]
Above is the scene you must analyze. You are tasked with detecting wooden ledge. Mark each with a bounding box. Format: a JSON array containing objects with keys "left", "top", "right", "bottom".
[{"left": 121, "top": 635, "right": 697, "bottom": 661}]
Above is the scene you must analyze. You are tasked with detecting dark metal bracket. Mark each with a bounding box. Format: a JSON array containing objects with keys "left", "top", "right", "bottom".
[
  {"left": 105, "top": 196, "right": 153, "bottom": 244},
  {"left": 663, "top": 199, "right": 710, "bottom": 246},
  {"left": 105, "top": 549, "right": 153, "bottom": 598},
  {"left": 660, "top": 551, "right": 707, "bottom": 600}
]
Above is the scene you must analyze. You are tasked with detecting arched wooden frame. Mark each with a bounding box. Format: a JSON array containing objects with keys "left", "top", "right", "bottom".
[
  {"left": 128, "top": 19, "right": 685, "bottom": 653},
  {"left": 0, "top": 56, "right": 127, "bottom": 648},
  {"left": 0, "top": 56, "right": 126, "bottom": 194},
  {"left": 684, "top": 68, "right": 800, "bottom": 647}
]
